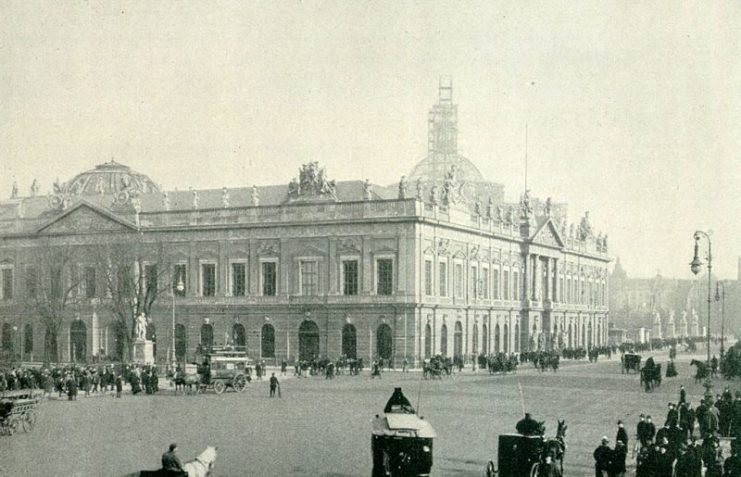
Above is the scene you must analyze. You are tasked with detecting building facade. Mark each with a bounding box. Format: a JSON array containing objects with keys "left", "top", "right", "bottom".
[{"left": 0, "top": 83, "right": 610, "bottom": 365}]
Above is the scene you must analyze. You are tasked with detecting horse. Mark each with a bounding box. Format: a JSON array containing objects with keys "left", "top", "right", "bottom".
[
  {"left": 691, "top": 359, "right": 709, "bottom": 383},
  {"left": 174, "top": 371, "right": 201, "bottom": 395},
  {"left": 126, "top": 446, "right": 218, "bottom": 477},
  {"left": 543, "top": 420, "right": 568, "bottom": 476}
]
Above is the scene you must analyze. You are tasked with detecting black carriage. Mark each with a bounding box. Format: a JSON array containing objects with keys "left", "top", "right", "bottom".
[
  {"left": 487, "top": 434, "right": 546, "bottom": 477},
  {"left": 621, "top": 353, "right": 641, "bottom": 374},
  {"left": 371, "top": 388, "right": 436, "bottom": 477},
  {"left": 197, "top": 346, "right": 253, "bottom": 394},
  {"left": 0, "top": 390, "right": 43, "bottom": 436}
]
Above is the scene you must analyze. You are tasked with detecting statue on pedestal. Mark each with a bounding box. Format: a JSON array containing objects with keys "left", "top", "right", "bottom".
[{"left": 135, "top": 313, "right": 148, "bottom": 341}]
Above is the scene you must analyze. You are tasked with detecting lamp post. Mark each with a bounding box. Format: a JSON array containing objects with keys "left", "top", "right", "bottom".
[
  {"left": 690, "top": 230, "right": 712, "bottom": 364},
  {"left": 715, "top": 281, "right": 725, "bottom": 357},
  {"left": 172, "top": 278, "right": 184, "bottom": 367}
]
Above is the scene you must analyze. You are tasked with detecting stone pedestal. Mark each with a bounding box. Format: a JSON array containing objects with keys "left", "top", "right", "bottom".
[{"left": 132, "top": 339, "right": 154, "bottom": 365}]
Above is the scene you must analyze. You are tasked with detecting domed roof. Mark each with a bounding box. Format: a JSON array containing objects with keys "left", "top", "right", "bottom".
[
  {"left": 407, "top": 153, "right": 485, "bottom": 184},
  {"left": 65, "top": 161, "right": 160, "bottom": 196}
]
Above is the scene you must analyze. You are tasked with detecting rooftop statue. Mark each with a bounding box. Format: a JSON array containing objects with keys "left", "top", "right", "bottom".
[
  {"left": 474, "top": 197, "right": 481, "bottom": 216},
  {"left": 222, "top": 187, "right": 230, "bottom": 208},
  {"left": 486, "top": 196, "right": 494, "bottom": 219},
  {"left": 415, "top": 178, "right": 423, "bottom": 200},
  {"left": 162, "top": 192, "right": 170, "bottom": 211},
  {"left": 10, "top": 181, "right": 18, "bottom": 199},
  {"left": 578, "top": 211, "right": 593, "bottom": 240},
  {"left": 192, "top": 190, "right": 199, "bottom": 209},
  {"left": 429, "top": 185, "right": 439, "bottom": 205},
  {"left": 363, "top": 179, "right": 373, "bottom": 201},
  {"left": 30, "top": 179, "right": 40, "bottom": 197},
  {"left": 251, "top": 185, "right": 260, "bottom": 206},
  {"left": 398, "top": 175, "right": 408, "bottom": 199},
  {"left": 289, "top": 161, "right": 337, "bottom": 201},
  {"left": 544, "top": 197, "right": 553, "bottom": 217}
]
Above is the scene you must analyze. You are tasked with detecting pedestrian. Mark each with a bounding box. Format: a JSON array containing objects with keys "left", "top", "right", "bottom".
[
  {"left": 616, "top": 420, "right": 629, "bottom": 449},
  {"left": 402, "top": 358, "right": 408, "bottom": 373},
  {"left": 679, "top": 385, "right": 686, "bottom": 404},
  {"left": 280, "top": 360, "right": 287, "bottom": 376},
  {"left": 608, "top": 440, "right": 627, "bottom": 477},
  {"left": 115, "top": 374, "right": 123, "bottom": 398},
  {"left": 269, "top": 373, "right": 279, "bottom": 398},
  {"left": 594, "top": 436, "right": 612, "bottom": 477}
]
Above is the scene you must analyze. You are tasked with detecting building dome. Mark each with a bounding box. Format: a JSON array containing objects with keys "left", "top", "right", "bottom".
[
  {"left": 64, "top": 161, "right": 160, "bottom": 196},
  {"left": 407, "top": 153, "right": 485, "bottom": 184}
]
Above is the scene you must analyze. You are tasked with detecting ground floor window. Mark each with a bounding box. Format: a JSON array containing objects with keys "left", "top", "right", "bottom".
[
  {"left": 298, "top": 320, "right": 319, "bottom": 361},
  {"left": 262, "top": 323, "right": 275, "bottom": 358},
  {"left": 342, "top": 324, "right": 356, "bottom": 359}
]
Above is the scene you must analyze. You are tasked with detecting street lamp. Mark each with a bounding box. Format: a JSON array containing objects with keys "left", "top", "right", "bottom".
[
  {"left": 715, "top": 281, "right": 725, "bottom": 357},
  {"left": 172, "top": 278, "right": 184, "bottom": 367},
  {"left": 12, "top": 325, "right": 18, "bottom": 364},
  {"left": 690, "top": 230, "right": 712, "bottom": 364}
]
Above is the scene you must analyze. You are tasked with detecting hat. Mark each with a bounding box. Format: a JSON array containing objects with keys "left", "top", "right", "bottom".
[
  {"left": 602, "top": 437, "right": 609, "bottom": 444},
  {"left": 616, "top": 440, "right": 625, "bottom": 446},
  {"left": 169, "top": 443, "right": 177, "bottom": 451},
  {"left": 647, "top": 415, "right": 652, "bottom": 419},
  {"left": 639, "top": 413, "right": 645, "bottom": 418}
]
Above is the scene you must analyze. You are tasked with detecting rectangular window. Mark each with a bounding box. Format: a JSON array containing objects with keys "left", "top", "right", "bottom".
[
  {"left": 503, "top": 270, "right": 510, "bottom": 300},
  {"left": 51, "top": 267, "right": 63, "bottom": 299},
  {"left": 470, "top": 266, "right": 478, "bottom": 298},
  {"left": 377, "top": 259, "right": 393, "bottom": 295},
  {"left": 424, "top": 260, "right": 433, "bottom": 296},
  {"left": 144, "top": 264, "right": 158, "bottom": 297},
  {"left": 438, "top": 262, "right": 447, "bottom": 297},
  {"left": 493, "top": 268, "right": 500, "bottom": 299},
  {"left": 26, "top": 267, "right": 38, "bottom": 298},
  {"left": 1, "top": 267, "right": 13, "bottom": 300},
  {"left": 482, "top": 267, "right": 489, "bottom": 299},
  {"left": 300, "top": 261, "right": 317, "bottom": 296},
  {"left": 342, "top": 260, "right": 358, "bottom": 296},
  {"left": 261, "top": 261, "right": 277, "bottom": 296},
  {"left": 173, "top": 264, "right": 187, "bottom": 296},
  {"left": 513, "top": 271, "right": 519, "bottom": 300},
  {"left": 84, "top": 266, "right": 96, "bottom": 299},
  {"left": 231, "top": 262, "right": 246, "bottom": 296},
  {"left": 454, "top": 263, "right": 463, "bottom": 297},
  {"left": 201, "top": 263, "right": 216, "bottom": 297}
]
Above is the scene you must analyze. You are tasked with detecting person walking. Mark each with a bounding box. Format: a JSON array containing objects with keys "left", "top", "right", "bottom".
[
  {"left": 269, "top": 373, "right": 280, "bottom": 398},
  {"left": 679, "top": 385, "right": 687, "bottom": 404},
  {"left": 616, "top": 420, "right": 629, "bottom": 449},
  {"left": 115, "top": 374, "right": 123, "bottom": 398},
  {"left": 608, "top": 440, "right": 627, "bottom": 477}
]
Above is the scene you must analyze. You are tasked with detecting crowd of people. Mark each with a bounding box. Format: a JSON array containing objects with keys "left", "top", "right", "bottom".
[{"left": 593, "top": 385, "right": 741, "bottom": 477}]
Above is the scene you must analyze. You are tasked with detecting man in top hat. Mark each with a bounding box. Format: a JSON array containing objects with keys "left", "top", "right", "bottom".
[
  {"left": 516, "top": 413, "right": 541, "bottom": 436},
  {"left": 679, "top": 385, "right": 686, "bottom": 404}
]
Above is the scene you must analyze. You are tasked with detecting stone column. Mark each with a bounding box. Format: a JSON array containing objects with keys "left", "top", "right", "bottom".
[
  {"left": 543, "top": 259, "right": 550, "bottom": 302},
  {"left": 523, "top": 253, "right": 531, "bottom": 301},
  {"left": 552, "top": 259, "right": 559, "bottom": 302}
]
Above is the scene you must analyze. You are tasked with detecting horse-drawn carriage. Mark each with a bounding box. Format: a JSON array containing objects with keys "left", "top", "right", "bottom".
[
  {"left": 0, "top": 389, "right": 42, "bottom": 436},
  {"left": 621, "top": 353, "right": 641, "bottom": 374},
  {"left": 422, "top": 356, "right": 450, "bottom": 380},
  {"left": 175, "top": 346, "right": 252, "bottom": 395},
  {"left": 485, "top": 420, "right": 567, "bottom": 477},
  {"left": 372, "top": 388, "right": 436, "bottom": 477}
]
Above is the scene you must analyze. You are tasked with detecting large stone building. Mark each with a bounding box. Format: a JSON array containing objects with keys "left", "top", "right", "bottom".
[
  {"left": 0, "top": 83, "right": 610, "bottom": 365},
  {"left": 609, "top": 257, "right": 741, "bottom": 343}
]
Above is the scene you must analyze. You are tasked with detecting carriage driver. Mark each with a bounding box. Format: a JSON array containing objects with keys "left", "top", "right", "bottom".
[
  {"left": 384, "top": 387, "right": 415, "bottom": 414},
  {"left": 516, "top": 413, "right": 541, "bottom": 436},
  {"left": 162, "top": 443, "right": 187, "bottom": 476}
]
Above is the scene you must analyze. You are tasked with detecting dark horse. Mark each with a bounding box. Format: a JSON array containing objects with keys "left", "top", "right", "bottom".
[
  {"left": 690, "top": 359, "right": 709, "bottom": 383},
  {"left": 543, "top": 420, "right": 568, "bottom": 476}
]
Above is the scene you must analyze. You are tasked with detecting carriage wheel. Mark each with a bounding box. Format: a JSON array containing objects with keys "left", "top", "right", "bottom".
[
  {"left": 485, "top": 460, "right": 496, "bottom": 477},
  {"left": 233, "top": 375, "right": 247, "bottom": 392},
  {"left": 21, "top": 411, "right": 36, "bottom": 432},
  {"left": 214, "top": 381, "right": 226, "bottom": 395},
  {"left": 6, "top": 417, "right": 19, "bottom": 436},
  {"left": 529, "top": 463, "right": 540, "bottom": 477}
]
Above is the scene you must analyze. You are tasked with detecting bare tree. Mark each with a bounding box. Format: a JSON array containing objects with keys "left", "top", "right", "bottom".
[
  {"left": 23, "top": 240, "right": 84, "bottom": 363},
  {"left": 92, "top": 236, "right": 174, "bottom": 361}
]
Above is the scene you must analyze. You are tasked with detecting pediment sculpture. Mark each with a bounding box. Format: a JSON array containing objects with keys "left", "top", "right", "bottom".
[{"left": 287, "top": 162, "right": 337, "bottom": 201}]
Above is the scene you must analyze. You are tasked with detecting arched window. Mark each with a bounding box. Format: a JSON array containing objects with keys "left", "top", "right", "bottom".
[
  {"left": 1, "top": 323, "right": 13, "bottom": 353},
  {"left": 494, "top": 324, "right": 500, "bottom": 353},
  {"left": 175, "top": 324, "right": 187, "bottom": 361},
  {"left": 482, "top": 324, "right": 488, "bottom": 355},
  {"left": 503, "top": 324, "right": 509, "bottom": 353},
  {"left": 200, "top": 323, "right": 214, "bottom": 351},
  {"left": 298, "top": 321, "right": 318, "bottom": 361},
  {"left": 514, "top": 323, "right": 520, "bottom": 352},
  {"left": 342, "top": 324, "right": 357, "bottom": 359},
  {"left": 70, "top": 320, "right": 87, "bottom": 362},
  {"left": 23, "top": 324, "right": 33, "bottom": 355},
  {"left": 424, "top": 323, "right": 432, "bottom": 358},
  {"left": 233, "top": 323, "right": 246, "bottom": 349},
  {"left": 453, "top": 321, "right": 463, "bottom": 358},
  {"left": 376, "top": 324, "right": 392, "bottom": 360},
  {"left": 45, "top": 326, "right": 59, "bottom": 363},
  {"left": 440, "top": 324, "right": 448, "bottom": 356},
  {"left": 262, "top": 323, "right": 276, "bottom": 358}
]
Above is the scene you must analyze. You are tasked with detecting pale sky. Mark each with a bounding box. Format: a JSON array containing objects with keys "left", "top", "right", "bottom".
[{"left": 1, "top": 1, "right": 739, "bottom": 279}]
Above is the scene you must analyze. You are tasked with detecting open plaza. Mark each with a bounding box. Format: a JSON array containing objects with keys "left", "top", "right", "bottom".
[{"left": 1, "top": 347, "right": 735, "bottom": 476}]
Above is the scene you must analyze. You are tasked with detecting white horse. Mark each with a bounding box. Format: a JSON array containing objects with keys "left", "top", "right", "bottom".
[
  {"left": 126, "top": 446, "right": 218, "bottom": 477},
  {"left": 183, "top": 446, "right": 217, "bottom": 477}
]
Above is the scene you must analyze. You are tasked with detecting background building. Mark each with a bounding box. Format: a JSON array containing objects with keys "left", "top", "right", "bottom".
[{"left": 0, "top": 82, "right": 610, "bottom": 365}]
